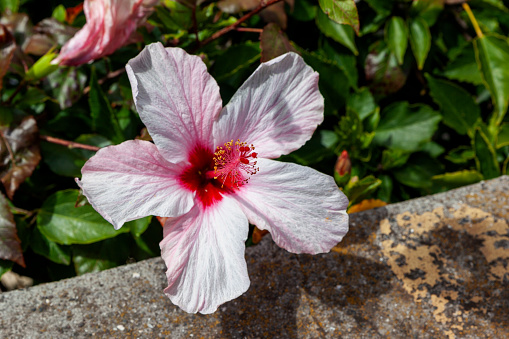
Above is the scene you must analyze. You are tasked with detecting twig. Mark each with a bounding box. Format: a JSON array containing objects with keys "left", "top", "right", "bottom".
[
  {"left": 82, "top": 68, "right": 126, "bottom": 95},
  {"left": 40, "top": 135, "right": 100, "bottom": 152},
  {"left": 236, "top": 27, "right": 263, "bottom": 33},
  {"left": 200, "top": 0, "right": 284, "bottom": 47},
  {"left": 462, "top": 3, "right": 483, "bottom": 38},
  {"left": 0, "top": 129, "right": 16, "bottom": 166}
]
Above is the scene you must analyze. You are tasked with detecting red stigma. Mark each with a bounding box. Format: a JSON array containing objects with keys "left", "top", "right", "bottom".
[{"left": 179, "top": 141, "right": 259, "bottom": 208}]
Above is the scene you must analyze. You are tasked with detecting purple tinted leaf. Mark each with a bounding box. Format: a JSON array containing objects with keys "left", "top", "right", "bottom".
[
  {"left": 365, "top": 41, "right": 407, "bottom": 96},
  {"left": 0, "top": 191, "right": 25, "bottom": 267},
  {"left": 260, "top": 23, "right": 296, "bottom": 62},
  {"left": 0, "top": 116, "right": 41, "bottom": 199},
  {"left": 0, "top": 24, "right": 16, "bottom": 92}
]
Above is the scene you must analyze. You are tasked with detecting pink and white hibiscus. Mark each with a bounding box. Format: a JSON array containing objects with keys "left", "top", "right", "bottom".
[
  {"left": 77, "top": 42, "right": 349, "bottom": 314},
  {"left": 54, "top": 0, "right": 157, "bottom": 66}
]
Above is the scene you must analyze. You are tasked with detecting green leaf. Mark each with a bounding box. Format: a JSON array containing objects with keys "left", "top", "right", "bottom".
[
  {"left": 72, "top": 235, "right": 130, "bottom": 275},
  {"left": 0, "top": 259, "right": 13, "bottom": 279},
  {"left": 445, "top": 146, "right": 475, "bottom": 164},
  {"left": 292, "top": 0, "right": 317, "bottom": 21},
  {"left": 316, "top": 9, "right": 358, "bottom": 55},
  {"left": 409, "top": 18, "right": 431, "bottom": 70},
  {"left": 432, "top": 170, "right": 483, "bottom": 190},
  {"left": 89, "top": 68, "right": 124, "bottom": 144},
  {"left": 346, "top": 87, "right": 377, "bottom": 121},
  {"left": 47, "top": 67, "right": 88, "bottom": 109},
  {"left": 321, "top": 39, "right": 358, "bottom": 89},
  {"left": 280, "top": 130, "right": 335, "bottom": 166},
  {"left": 0, "top": 0, "right": 19, "bottom": 13},
  {"left": 393, "top": 154, "right": 443, "bottom": 189},
  {"left": 474, "top": 35, "right": 509, "bottom": 125},
  {"left": 442, "top": 43, "right": 484, "bottom": 85},
  {"left": 410, "top": 0, "right": 443, "bottom": 27},
  {"left": 31, "top": 226, "right": 71, "bottom": 265},
  {"left": 302, "top": 51, "right": 350, "bottom": 115},
  {"left": 374, "top": 102, "right": 441, "bottom": 152},
  {"left": 381, "top": 149, "right": 410, "bottom": 170},
  {"left": 52, "top": 4, "right": 66, "bottom": 23},
  {"left": 419, "top": 141, "right": 445, "bottom": 158},
  {"left": 343, "top": 175, "right": 382, "bottom": 207},
  {"left": 385, "top": 16, "right": 408, "bottom": 65},
  {"left": 127, "top": 216, "right": 152, "bottom": 238},
  {"left": 318, "top": 0, "right": 359, "bottom": 35},
  {"left": 473, "top": 128, "right": 500, "bottom": 179},
  {"left": 496, "top": 123, "right": 509, "bottom": 148},
  {"left": 426, "top": 75, "right": 480, "bottom": 136},
  {"left": 37, "top": 190, "right": 130, "bottom": 245},
  {"left": 212, "top": 41, "right": 260, "bottom": 89}
]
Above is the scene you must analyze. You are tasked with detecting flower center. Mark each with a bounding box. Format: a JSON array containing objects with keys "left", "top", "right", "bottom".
[
  {"left": 179, "top": 141, "right": 258, "bottom": 208},
  {"left": 212, "top": 139, "right": 258, "bottom": 188}
]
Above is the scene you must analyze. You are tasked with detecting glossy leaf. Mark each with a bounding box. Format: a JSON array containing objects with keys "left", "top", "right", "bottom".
[
  {"left": 374, "top": 102, "right": 441, "bottom": 151},
  {"left": 474, "top": 35, "right": 509, "bottom": 125},
  {"left": 37, "top": 190, "right": 130, "bottom": 245},
  {"left": 442, "top": 43, "right": 484, "bottom": 85},
  {"left": 473, "top": 128, "right": 500, "bottom": 179},
  {"left": 321, "top": 39, "right": 358, "bottom": 88},
  {"left": 432, "top": 170, "right": 483, "bottom": 190},
  {"left": 410, "top": 0, "right": 444, "bottom": 26},
  {"left": 496, "top": 123, "right": 509, "bottom": 148},
  {"left": 385, "top": 16, "right": 407, "bottom": 65},
  {"left": 318, "top": 0, "right": 359, "bottom": 35},
  {"left": 72, "top": 235, "right": 130, "bottom": 275},
  {"left": 316, "top": 9, "right": 357, "bottom": 55},
  {"left": 0, "top": 116, "right": 41, "bottom": 200},
  {"left": 46, "top": 66, "right": 87, "bottom": 109},
  {"left": 260, "top": 23, "right": 296, "bottom": 62},
  {"left": 409, "top": 18, "right": 431, "bottom": 70},
  {"left": 89, "top": 68, "right": 124, "bottom": 144},
  {"left": 0, "top": 191, "right": 24, "bottom": 267},
  {"left": 426, "top": 74, "right": 480, "bottom": 136},
  {"left": 445, "top": 146, "right": 475, "bottom": 164},
  {"left": 343, "top": 175, "right": 382, "bottom": 207},
  {"left": 393, "top": 154, "right": 443, "bottom": 189},
  {"left": 346, "top": 87, "right": 376, "bottom": 121},
  {"left": 31, "top": 226, "right": 71, "bottom": 265}
]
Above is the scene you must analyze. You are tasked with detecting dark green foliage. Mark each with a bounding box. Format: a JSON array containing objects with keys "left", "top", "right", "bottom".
[{"left": 1, "top": 0, "right": 508, "bottom": 284}]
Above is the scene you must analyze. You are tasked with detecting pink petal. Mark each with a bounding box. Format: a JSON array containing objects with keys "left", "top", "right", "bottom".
[
  {"left": 55, "top": 0, "right": 147, "bottom": 66},
  {"left": 213, "top": 52, "right": 324, "bottom": 159},
  {"left": 126, "top": 43, "right": 223, "bottom": 163},
  {"left": 160, "top": 197, "right": 250, "bottom": 314},
  {"left": 76, "top": 140, "right": 194, "bottom": 229},
  {"left": 235, "top": 158, "right": 349, "bottom": 254}
]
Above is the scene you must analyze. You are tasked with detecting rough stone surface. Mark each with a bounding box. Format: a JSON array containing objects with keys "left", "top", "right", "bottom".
[{"left": 1, "top": 176, "right": 508, "bottom": 338}]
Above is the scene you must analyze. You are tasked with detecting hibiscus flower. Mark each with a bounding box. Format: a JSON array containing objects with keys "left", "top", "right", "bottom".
[
  {"left": 54, "top": 0, "right": 157, "bottom": 66},
  {"left": 77, "top": 42, "right": 349, "bottom": 314}
]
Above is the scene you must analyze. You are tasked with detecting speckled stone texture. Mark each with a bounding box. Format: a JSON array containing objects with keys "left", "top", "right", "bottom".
[{"left": 1, "top": 176, "right": 508, "bottom": 338}]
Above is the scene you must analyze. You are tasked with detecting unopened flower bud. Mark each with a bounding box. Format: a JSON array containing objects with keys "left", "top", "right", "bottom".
[{"left": 335, "top": 150, "right": 351, "bottom": 176}]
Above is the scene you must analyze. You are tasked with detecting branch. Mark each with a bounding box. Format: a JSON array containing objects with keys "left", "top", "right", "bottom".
[
  {"left": 201, "top": 0, "right": 284, "bottom": 46},
  {"left": 236, "top": 27, "right": 263, "bottom": 33},
  {"left": 462, "top": 3, "right": 483, "bottom": 38},
  {"left": 40, "top": 135, "right": 100, "bottom": 152}
]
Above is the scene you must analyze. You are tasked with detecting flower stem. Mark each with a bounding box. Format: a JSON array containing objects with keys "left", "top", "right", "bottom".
[
  {"left": 200, "top": 0, "right": 284, "bottom": 47},
  {"left": 462, "top": 3, "right": 483, "bottom": 38},
  {"left": 40, "top": 135, "right": 100, "bottom": 152}
]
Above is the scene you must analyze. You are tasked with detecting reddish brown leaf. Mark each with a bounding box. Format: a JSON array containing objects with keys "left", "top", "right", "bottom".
[
  {"left": 0, "top": 116, "right": 41, "bottom": 199},
  {"left": 0, "top": 25, "right": 16, "bottom": 92},
  {"left": 260, "top": 1, "right": 287, "bottom": 30},
  {"left": 365, "top": 41, "right": 408, "bottom": 96},
  {"left": 66, "top": 3, "right": 84, "bottom": 24},
  {"left": 252, "top": 227, "right": 269, "bottom": 244},
  {"left": 260, "top": 23, "right": 296, "bottom": 62},
  {"left": 0, "top": 191, "right": 25, "bottom": 267}
]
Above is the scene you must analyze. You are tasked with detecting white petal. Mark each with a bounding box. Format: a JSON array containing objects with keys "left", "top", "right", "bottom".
[
  {"left": 77, "top": 140, "right": 194, "bottom": 229},
  {"left": 213, "top": 52, "right": 324, "bottom": 159},
  {"left": 160, "top": 197, "right": 250, "bottom": 314},
  {"left": 235, "top": 158, "right": 349, "bottom": 254},
  {"left": 126, "top": 43, "right": 223, "bottom": 163}
]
